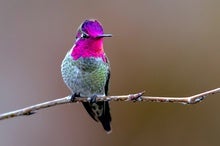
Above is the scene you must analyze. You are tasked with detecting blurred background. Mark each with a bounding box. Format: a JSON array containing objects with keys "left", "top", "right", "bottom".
[{"left": 0, "top": 0, "right": 220, "bottom": 146}]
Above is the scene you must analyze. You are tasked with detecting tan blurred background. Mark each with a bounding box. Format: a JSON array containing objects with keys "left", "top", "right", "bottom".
[{"left": 0, "top": 0, "right": 220, "bottom": 146}]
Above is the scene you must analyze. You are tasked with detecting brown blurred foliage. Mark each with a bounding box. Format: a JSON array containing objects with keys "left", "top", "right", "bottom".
[{"left": 0, "top": 0, "right": 220, "bottom": 146}]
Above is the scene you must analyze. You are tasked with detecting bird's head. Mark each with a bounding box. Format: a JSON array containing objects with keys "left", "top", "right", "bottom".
[
  {"left": 75, "top": 19, "right": 112, "bottom": 41},
  {"left": 71, "top": 19, "right": 112, "bottom": 61}
]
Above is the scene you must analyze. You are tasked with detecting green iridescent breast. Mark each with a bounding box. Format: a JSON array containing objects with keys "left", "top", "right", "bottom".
[{"left": 61, "top": 54, "right": 110, "bottom": 96}]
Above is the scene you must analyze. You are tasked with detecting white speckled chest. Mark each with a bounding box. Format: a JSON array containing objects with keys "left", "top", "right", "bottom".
[{"left": 61, "top": 51, "right": 109, "bottom": 97}]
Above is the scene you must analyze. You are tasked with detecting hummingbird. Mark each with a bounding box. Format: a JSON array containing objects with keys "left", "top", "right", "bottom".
[{"left": 61, "top": 19, "right": 112, "bottom": 132}]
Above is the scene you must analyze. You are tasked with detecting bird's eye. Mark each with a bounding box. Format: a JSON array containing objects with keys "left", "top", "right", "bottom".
[{"left": 81, "top": 33, "right": 89, "bottom": 39}]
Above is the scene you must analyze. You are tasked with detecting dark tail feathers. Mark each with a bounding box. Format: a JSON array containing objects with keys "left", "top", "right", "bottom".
[{"left": 82, "top": 101, "right": 111, "bottom": 132}]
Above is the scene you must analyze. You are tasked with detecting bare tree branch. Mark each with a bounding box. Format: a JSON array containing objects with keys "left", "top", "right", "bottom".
[{"left": 0, "top": 88, "right": 219, "bottom": 121}]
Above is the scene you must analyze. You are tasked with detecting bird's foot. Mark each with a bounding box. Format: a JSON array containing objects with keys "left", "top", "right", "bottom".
[
  {"left": 88, "top": 95, "right": 98, "bottom": 104},
  {"left": 70, "top": 93, "right": 80, "bottom": 102}
]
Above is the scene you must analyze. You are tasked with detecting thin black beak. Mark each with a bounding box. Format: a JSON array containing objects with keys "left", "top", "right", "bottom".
[{"left": 97, "top": 34, "right": 112, "bottom": 38}]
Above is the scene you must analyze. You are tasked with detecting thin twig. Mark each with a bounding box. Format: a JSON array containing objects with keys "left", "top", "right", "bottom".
[{"left": 0, "top": 88, "right": 219, "bottom": 121}]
